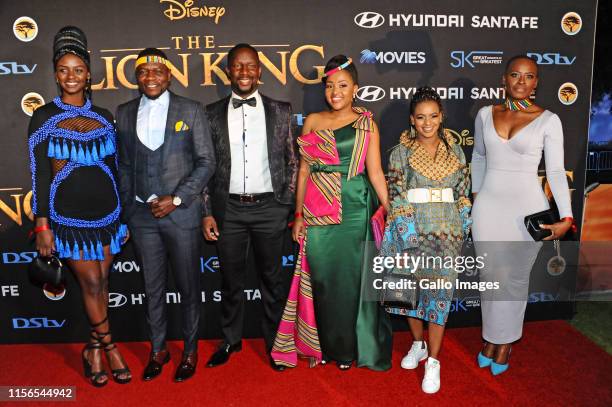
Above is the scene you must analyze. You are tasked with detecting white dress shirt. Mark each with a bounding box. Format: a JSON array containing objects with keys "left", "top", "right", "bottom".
[
  {"left": 136, "top": 90, "right": 170, "bottom": 202},
  {"left": 227, "top": 90, "right": 273, "bottom": 194}
]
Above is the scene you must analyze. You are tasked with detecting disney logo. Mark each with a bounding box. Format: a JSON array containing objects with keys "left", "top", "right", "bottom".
[
  {"left": 447, "top": 128, "right": 473, "bottom": 146},
  {"left": 161, "top": 0, "right": 226, "bottom": 23}
]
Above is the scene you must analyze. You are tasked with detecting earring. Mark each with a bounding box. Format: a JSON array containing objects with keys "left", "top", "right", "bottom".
[{"left": 409, "top": 125, "right": 417, "bottom": 139}]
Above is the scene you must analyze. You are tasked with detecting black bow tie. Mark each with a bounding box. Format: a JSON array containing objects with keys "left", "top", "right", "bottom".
[{"left": 232, "top": 97, "right": 257, "bottom": 108}]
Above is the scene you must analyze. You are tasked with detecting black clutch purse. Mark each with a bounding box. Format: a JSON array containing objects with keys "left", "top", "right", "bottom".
[
  {"left": 379, "top": 271, "right": 420, "bottom": 309},
  {"left": 524, "top": 209, "right": 557, "bottom": 241},
  {"left": 28, "top": 255, "right": 65, "bottom": 287}
]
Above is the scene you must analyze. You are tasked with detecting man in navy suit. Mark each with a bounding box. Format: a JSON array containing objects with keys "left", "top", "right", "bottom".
[
  {"left": 116, "top": 48, "right": 215, "bottom": 382},
  {"left": 202, "top": 44, "right": 298, "bottom": 371}
]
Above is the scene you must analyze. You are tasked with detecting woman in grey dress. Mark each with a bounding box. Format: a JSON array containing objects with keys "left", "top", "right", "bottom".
[{"left": 471, "top": 55, "right": 573, "bottom": 375}]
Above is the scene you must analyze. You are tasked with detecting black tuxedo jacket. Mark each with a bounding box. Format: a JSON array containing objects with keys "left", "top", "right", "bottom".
[
  {"left": 116, "top": 91, "right": 216, "bottom": 228},
  {"left": 203, "top": 94, "right": 298, "bottom": 228}
]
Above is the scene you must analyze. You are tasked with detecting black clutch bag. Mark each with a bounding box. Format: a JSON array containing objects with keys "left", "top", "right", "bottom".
[
  {"left": 524, "top": 209, "right": 557, "bottom": 241},
  {"left": 28, "top": 255, "right": 65, "bottom": 287},
  {"left": 379, "top": 271, "right": 420, "bottom": 309}
]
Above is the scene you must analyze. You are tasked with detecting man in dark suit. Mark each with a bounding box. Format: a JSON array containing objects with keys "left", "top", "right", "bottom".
[
  {"left": 202, "top": 43, "right": 297, "bottom": 371},
  {"left": 116, "top": 48, "right": 215, "bottom": 382}
]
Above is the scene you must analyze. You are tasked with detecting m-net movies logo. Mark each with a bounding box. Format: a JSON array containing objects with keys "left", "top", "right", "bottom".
[
  {"left": 354, "top": 12, "right": 385, "bottom": 28},
  {"left": 356, "top": 86, "right": 386, "bottom": 102},
  {"left": 450, "top": 51, "right": 503, "bottom": 68},
  {"left": 360, "top": 49, "right": 426, "bottom": 65}
]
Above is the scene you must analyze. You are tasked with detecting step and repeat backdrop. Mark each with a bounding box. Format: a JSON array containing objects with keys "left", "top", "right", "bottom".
[{"left": 1, "top": 0, "right": 597, "bottom": 343}]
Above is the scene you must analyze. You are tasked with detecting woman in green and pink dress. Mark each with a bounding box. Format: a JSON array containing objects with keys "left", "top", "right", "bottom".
[{"left": 271, "top": 55, "right": 392, "bottom": 371}]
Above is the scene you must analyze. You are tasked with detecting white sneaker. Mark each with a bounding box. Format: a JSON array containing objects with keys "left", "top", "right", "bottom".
[
  {"left": 400, "top": 341, "right": 428, "bottom": 369},
  {"left": 422, "top": 357, "right": 441, "bottom": 394}
]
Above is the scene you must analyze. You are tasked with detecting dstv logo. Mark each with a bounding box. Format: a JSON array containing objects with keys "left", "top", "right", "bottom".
[
  {"left": 357, "top": 86, "right": 386, "bottom": 102},
  {"left": 2, "top": 252, "right": 37, "bottom": 264},
  {"left": 354, "top": 12, "right": 385, "bottom": 28},
  {"left": 526, "top": 53, "right": 576, "bottom": 65},
  {"left": 0, "top": 62, "right": 37, "bottom": 75},
  {"left": 12, "top": 317, "right": 66, "bottom": 329}
]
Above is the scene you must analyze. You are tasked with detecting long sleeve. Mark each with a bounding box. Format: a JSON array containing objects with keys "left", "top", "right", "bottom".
[
  {"left": 173, "top": 102, "right": 216, "bottom": 206},
  {"left": 285, "top": 103, "right": 298, "bottom": 195},
  {"left": 453, "top": 144, "right": 472, "bottom": 211},
  {"left": 29, "top": 109, "right": 51, "bottom": 217},
  {"left": 201, "top": 186, "right": 212, "bottom": 217},
  {"left": 384, "top": 144, "right": 417, "bottom": 250},
  {"left": 543, "top": 114, "right": 572, "bottom": 218},
  {"left": 471, "top": 107, "right": 487, "bottom": 193},
  {"left": 387, "top": 145, "right": 411, "bottom": 217}
]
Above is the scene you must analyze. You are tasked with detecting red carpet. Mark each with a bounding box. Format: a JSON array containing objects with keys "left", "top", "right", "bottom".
[{"left": 1, "top": 321, "right": 610, "bottom": 406}]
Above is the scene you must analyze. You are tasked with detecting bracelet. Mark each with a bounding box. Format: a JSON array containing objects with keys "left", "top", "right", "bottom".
[
  {"left": 294, "top": 212, "right": 303, "bottom": 219},
  {"left": 560, "top": 217, "right": 577, "bottom": 233},
  {"left": 34, "top": 225, "right": 51, "bottom": 233}
]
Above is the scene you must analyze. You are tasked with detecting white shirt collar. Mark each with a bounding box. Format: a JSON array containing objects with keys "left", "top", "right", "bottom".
[{"left": 141, "top": 90, "right": 170, "bottom": 107}]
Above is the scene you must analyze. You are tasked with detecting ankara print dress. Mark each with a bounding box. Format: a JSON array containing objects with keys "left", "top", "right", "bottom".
[{"left": 385, "top": 132, "right": 471, "bottom": 325}]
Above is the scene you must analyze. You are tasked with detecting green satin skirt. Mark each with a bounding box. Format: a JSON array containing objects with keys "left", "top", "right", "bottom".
[{"left": 307, "top": 172, "right": 392, "bottom": 371}]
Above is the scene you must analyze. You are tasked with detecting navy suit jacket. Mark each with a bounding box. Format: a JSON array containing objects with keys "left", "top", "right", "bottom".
[{"left": 116, "top": 91, "right": 216, "bottom": 228}]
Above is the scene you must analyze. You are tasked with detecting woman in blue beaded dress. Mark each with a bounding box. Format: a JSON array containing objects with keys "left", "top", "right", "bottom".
[{"left": 28, "top": 26, "right": 130, "bottom": 387}]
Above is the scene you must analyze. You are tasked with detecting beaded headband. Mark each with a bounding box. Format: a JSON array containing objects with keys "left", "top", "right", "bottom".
[
  {"left": 135, "top": 55, "right": 170, "bottom": 69},
  {"left": 322, "top": 57, "right": 353, "bottom": 78}
]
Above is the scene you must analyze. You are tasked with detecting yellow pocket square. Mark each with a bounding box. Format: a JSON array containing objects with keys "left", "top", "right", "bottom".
[{"left": 175, "top": 120, "right": 189, "bottom": 132}]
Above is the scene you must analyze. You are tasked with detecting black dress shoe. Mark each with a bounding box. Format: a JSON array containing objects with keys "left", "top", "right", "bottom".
[
  {"left": 269, "top": 357, "right": 286, "bottom": 372},
  {"left": 143, "top": 350, "right": 170, "bottom": 381},
  {"left": 206, "top": 342, "right": 242, "bottom": 367},
  {"left": 174, "top": 352, "right": 197, "bottom": 382}
]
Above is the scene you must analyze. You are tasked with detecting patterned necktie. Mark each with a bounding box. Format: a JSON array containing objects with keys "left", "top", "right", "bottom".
[{"left": 232, "top": 97, "right": 257, "bottom": 108}]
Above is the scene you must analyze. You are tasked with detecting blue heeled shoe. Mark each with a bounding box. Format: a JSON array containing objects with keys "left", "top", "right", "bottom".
[
  {"left": 490, "top": 349, "right": 511, "bottom": 375},
  {"left": 490, "top": 360, "right": 509, "bottom": 375},
  {"left": 477, "top": 352, "right": 492, "bottom": 368}
]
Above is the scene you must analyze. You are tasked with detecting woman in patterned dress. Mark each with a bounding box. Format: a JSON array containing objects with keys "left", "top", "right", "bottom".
[
  {"left": 384, "top": 87, "right": 471, "bottom": 393},
  {"left": 271, "top": 55, "right": 392, "bottom": 371}
]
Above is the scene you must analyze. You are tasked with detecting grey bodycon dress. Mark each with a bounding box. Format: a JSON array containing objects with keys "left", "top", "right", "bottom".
[{"left": 471, "top": 105, "right": 572, "bottom": 344}]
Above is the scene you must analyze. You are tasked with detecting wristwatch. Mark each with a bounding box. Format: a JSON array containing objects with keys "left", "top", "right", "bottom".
[{"left": 172, "top": 195, "right": 182, "bottom": 206}]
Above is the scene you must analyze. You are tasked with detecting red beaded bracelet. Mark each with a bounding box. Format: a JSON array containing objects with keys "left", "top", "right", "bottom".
[
  {"left": 294, "top": 212, "right": 303, "bottom": 219},
  {"left": 34, "top": 224, "right": 51, "bottom": 233}
]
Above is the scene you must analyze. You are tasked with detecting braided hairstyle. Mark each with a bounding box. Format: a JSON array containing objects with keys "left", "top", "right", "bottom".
[
  {"left": 53, "top": 26, "right": 91, "bottom": 100},
  {"left": 409, "top": 86, "right": 450, "bottom": 152}
]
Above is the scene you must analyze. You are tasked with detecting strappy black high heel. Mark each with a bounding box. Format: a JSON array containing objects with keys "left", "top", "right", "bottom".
[
  {"left": 82, "top": 318, "right": 109, "bottom": 387},
  {"left": 94, "top": 317, "right": 131, "bottom": 384}
]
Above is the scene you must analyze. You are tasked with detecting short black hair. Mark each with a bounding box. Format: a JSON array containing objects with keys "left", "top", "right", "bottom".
[
  {"left": 322, "top": 54, "right": 358, "bottom": 85},
  {"left": 137, "top": 47, "right": 168, "bottom": 60},
  {"left": 227, "top": 43, "right": 259, "bottom": 66},
  {"left": 505, "top": 54, "right": 537, "bottom": 73}
]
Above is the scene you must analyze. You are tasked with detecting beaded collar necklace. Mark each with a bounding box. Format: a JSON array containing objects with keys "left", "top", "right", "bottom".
[{"left": 504, "top": 97, "right": 533, "bottom": 112}]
